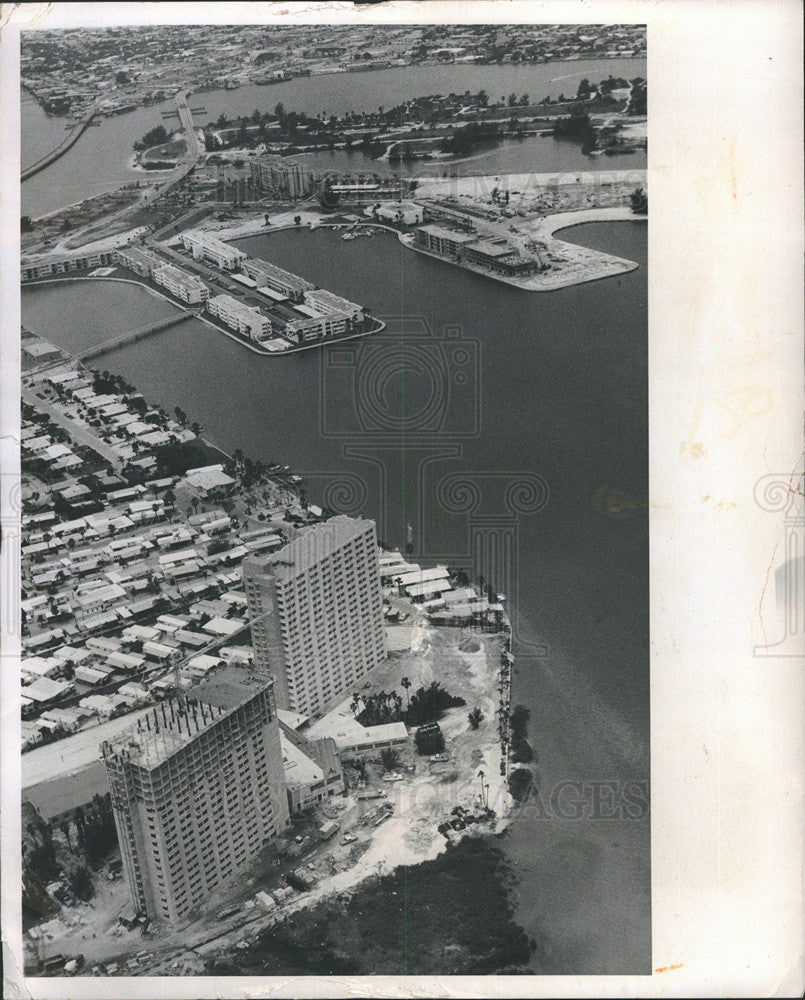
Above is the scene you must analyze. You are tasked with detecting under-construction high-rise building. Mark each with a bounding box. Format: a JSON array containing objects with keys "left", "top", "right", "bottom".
[{"left": 101, "top": 666, "right": 289, "bottom": 925}]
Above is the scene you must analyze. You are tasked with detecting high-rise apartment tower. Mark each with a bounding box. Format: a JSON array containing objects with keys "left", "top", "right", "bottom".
[{"left": 243, "top": 516, "right": 386, "bottom": 718}]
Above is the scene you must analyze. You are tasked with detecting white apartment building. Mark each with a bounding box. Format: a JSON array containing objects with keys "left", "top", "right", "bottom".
[
  {"left": 115, "top": 246, "right": 167, "bottom": 278},
  {"left": 414, "top": 224, "right": 476, "bottom": 258},
  {"left": 21, "top": 248, "right": 117, "bottom": 282},
  {"left": 303, "top": 287, "right": 364, "bottom": 324},
  {"left": 241, "top": 258, "right": 314, "bottom": 302},
  {"left": 243, "top": 516, "right": 386, "bottom": 718},
  {"left": 101, "top": 667, "right": 290, "bottom": 925},
  {"left": 179, "top": 230, "right": 246, "bottom": 270},
  {"left": 152, "top": 263, "right": 209, "bottom": 304},
  {"left": 284, "top": 312, "right": 350, "bottom": 344},
  {"left": 206, "top": 294, "right": 271, "bottom": 341}
]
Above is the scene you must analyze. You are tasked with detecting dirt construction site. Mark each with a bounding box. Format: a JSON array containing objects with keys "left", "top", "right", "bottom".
[{"left": 29, "top": 600, "right": 513, "bottom": 976}]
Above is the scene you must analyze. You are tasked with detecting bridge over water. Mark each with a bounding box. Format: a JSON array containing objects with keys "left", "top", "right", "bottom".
[
  {"left": 21, "top": 110, "right": 98, "bottom": 183},
  {"left": 78, "top": 310, "right": 196, "bottom": 362}
]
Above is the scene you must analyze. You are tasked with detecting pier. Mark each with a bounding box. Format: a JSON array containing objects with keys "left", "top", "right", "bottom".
[{"left": 78, "top": 310, "right": 196, "bottom": 361}]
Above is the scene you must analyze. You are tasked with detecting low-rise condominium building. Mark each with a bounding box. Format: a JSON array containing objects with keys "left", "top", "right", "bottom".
[
  {"left": 114, "top": 245, "right": 167, "bottom": 278},
  {"left": 241, "top": 258, "right": 314, "bottom": 302},
  {"left": 180, "top": 230, "right": 246, "bottom": 270},
  {"left": 206, "top": 294, "right": 271, "bottom": 341},
  {"left": 152, "top": 263, "right": 209, "bottom": 304}
]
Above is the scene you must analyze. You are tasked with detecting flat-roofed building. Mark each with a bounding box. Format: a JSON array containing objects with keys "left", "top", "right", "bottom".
[
  {"left": 206, "top": 294, "right": 271, "bottom": 342},
  {"left": 241, "top": 258, "right": 314, "bottom": 302},
  {"left": 414, "top": 224, "right": 475, "bottom": 258},
  {"left": 279, "top": 723, "right": 344, "bottom": 814},
  {"left": 152, "top": 263, "right": 209, "bottom": 304},
  {"left": 243, "top": 516, "right": 386, "bottom": 718},
  {"left": 115, "top": 246, "right": 166, "bottom": 278},
  {"left": 180, "top": 230, "right": 246, "bottom": 270},
  {"left": 462, "top": 238, "right": 540, "bottom": 276},
  {"left": 21, "top": 247, "right": 118, "bottom": 282},
  {"left": 303, "top": 287, "right": 364, "bottom": 324},
  {"left": 101, "top": 666, "right": 289, "bottom": 925},
  {"left": 284, "top": 311, "right": 350, "bottom": 344}
]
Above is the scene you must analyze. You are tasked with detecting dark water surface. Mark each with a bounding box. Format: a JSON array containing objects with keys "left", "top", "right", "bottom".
[{"left": 22, "top": 220, "right": 649, "bottom": 973}]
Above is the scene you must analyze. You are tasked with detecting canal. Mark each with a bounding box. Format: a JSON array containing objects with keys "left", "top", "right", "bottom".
[{"left": 21, "top": 219, "right": 649, "bottom": 973}]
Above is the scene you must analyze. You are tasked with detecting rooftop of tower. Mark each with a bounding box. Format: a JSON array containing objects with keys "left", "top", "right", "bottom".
[
  {"left": 243, "top": 515, "right": 376, "bottom": 582},
  {"left": 100, "top": 664, "right": 274, "bottom": 770}
]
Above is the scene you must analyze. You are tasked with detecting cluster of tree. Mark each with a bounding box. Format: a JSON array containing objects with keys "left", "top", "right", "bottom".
[
  {"left": 133, "top": 124, "right": 168, "bottom": 151},
  {"left": 407, "top": 681, "right": 466, "bottom": 727},
  {"left": 379, "top": 747, "right": 401, "bottom": 772},
  {"left": 468, "top": 707, "right": 484, "bottom": 730},
  {"left": 69, "top": 795, "right": 118, "bottom": 866},
  {"left": 508, "top": 767, "right": 532, "bottom": 802},
  {"left": 387, "top": 144, "right": 420, "bottom": 164},
  {"left": 353, "top": 690, "right": 403, "bottom": 727},
  {"left": 22, "top": 804, "right": 59, "bottom": 890},
  {"left": 552, "top": 108, "right": 598, "bottom": 154},
  {"left": 627, "top": 79, "right": 647, "bottom": 116},
  {"left": 214, "top": 838, "right": 534, "bottom": 974},
  {"left": 630, "top": 186, "right": 648, "bottom": 214},
  {"left": 21, "top": 800, "right": 111, "bottom": 918},
  {"left": 509, "top": 704, "right": 534, "bottom": 764},
  {"left": 91, "top": 369, "right": 134, "bottom": 396},
  {"left": 222, "top": 448, "right": 271, "bottom": 489},
  {"left": 599, "top": 75, "right": 629, "bottom": 95},
  {"left": 440, "top": 121, "right": 503, "bottom": 157},
  {"left": 149, "top": 439, "right": 205, "bottom": 477},
  {"left": 342, "top": 757, "right": 369, "bottom": 783}
]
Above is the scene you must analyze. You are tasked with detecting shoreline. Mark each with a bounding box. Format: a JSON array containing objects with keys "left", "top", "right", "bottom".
[
  {"left": 402, "top": 236, "right": 639, "bottom": 292},
  {"left": 21, "top": 274, "right": 386, "bottom": 357},
  {"left": 20, "top": 214, "right": 649, "bottom": 972},
  {"left": 24, "top": 55, "right": 647, "bottom": 122}
]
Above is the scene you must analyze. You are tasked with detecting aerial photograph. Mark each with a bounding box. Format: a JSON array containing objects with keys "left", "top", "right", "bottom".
[{"left": 18, "top": 19, "right": 649, "bottom": 980}]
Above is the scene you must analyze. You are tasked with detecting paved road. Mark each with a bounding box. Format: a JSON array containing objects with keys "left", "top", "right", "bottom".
[{"left": 22, "top": 387, "right": 125, "bottom": 469}]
